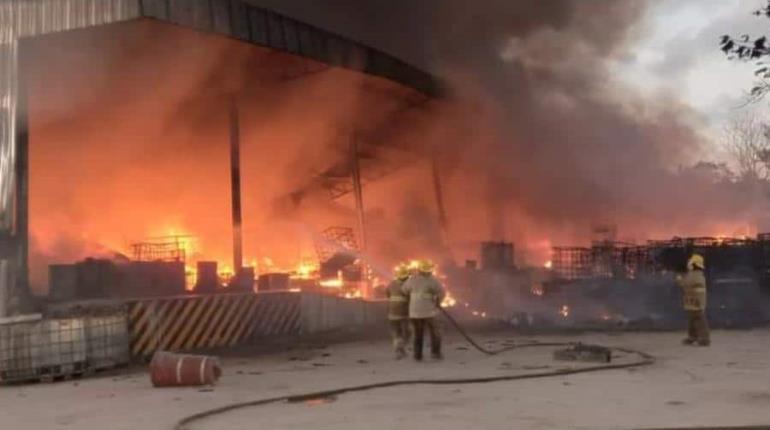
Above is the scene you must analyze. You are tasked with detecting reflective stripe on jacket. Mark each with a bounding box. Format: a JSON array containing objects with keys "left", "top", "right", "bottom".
[
  {"left": 386, "top": 279, "right": 409, "bottom": 320},
  {"left": 677, "top": 270, "right": 707, "bottom": 311},
  {"left": 401, "top": 274, "right": 446, "bottom": 319}
]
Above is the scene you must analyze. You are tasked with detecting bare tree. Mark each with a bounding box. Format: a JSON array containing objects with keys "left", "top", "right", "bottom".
[
  {"left": 720, "top": 1, "right": 770, "bottom": 101},
  {"left": 723, "top": 113, "right": 770, "bottom": 181}
]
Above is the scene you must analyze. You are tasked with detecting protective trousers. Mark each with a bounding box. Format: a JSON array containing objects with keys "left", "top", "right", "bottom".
[
  {"left": 389, "top": 319, "right": 411, "bottom": 356},
  {"left": 411, "top": 317, "right": 441, "bottom": 360},
  {"left": 686, "top": 310, "right": 710, "bottom": 344}
]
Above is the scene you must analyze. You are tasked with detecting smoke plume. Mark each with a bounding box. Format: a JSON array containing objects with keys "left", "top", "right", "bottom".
[
  {"left": 22, "top": 1, "right": 770, "bottom": 292},
  {"left": 254, "top": 0, "right": 769, "bottom": 261}
]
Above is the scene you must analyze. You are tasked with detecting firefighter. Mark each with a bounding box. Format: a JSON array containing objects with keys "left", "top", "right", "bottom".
[
  {"left": 386, "top": 263, "right": 412, "bottom": 359},
  {"left": 677, "top": 253, "right": 710, "bottom": 346},
  {"left": 402, "top": 260, "right": 446, "bottom": 361}
]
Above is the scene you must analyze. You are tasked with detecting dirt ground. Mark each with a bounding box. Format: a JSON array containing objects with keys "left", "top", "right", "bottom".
[{"left": 3, "top": 326, "right": 770, "bottom": 430}]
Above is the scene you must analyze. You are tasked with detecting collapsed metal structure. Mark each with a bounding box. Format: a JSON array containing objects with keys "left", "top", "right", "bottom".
[
  {"left": 549, "top": 235, "right": 770, "bottom": 327},
  {"left": 552, "top": 236, "right": 770, "bottom": 282},
  {"left": 445, "top": 237, "right": 770, "bottom": 330}
]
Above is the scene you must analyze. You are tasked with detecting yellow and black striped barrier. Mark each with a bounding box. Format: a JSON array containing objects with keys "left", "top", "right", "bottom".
[{"left": 127, "top": 292, "right": 301, "bottom": 358}]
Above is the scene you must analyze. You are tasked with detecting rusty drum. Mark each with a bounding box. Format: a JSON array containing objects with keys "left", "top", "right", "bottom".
[{"left": 150, "top": 351, "right": 222, "bottom": 387}]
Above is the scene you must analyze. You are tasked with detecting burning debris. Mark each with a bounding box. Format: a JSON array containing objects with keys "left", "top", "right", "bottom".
[
  {"left": 440, "top": 293, "right": 458, "bottom": 308},
  {"left": 22, "top": 19, "right": 431, "bottom": 303},
  {"left": 439, "top": 234, "right": 770, "bottom": 331},
  {"left": 530, "top": 283, "right": 545, "bottom": 296},
  {"left": 45, "top": 225, "right": 374, "bottom": 300}
]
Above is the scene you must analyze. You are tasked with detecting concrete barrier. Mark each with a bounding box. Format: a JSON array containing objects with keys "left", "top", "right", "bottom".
[
  {"left": 44, "top": 292, "right": 388, "bottom": 362},
  {"left": 1, "top": 293, "right": 390, "bottom": 383},
  {"left": 125, "top": 292, "right": 301, "bottom": 358},
  {"left": 300, "top": 293, "right": 387, "bottom": 334}
]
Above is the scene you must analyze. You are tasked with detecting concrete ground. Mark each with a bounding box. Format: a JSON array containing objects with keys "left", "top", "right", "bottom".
[{"left": 3, "top": 327, "right": 770, "bottom": 430}]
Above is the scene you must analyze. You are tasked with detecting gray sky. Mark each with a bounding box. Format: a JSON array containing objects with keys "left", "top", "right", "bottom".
[
  {"left": 614, "top": 0, "right": 769, "bottom": 153},
  {"left": 254, "top": 0, "right": 770, "bottom": 161}
]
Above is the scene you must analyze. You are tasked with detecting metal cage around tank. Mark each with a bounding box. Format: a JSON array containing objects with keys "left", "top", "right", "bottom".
[{"left": 0, "top": 311, "right": 129, "bottom": 383}]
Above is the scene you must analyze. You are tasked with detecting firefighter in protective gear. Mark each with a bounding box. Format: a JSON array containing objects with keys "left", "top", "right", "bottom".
[
  {"left": 677, "top": 253, "right": 710, "bottom": 346},
  {"left": 402, "top": 260, "right": 446, "bottom": 361},
  {"left": 386, "top": 264, "right": 411, "bottom": 359}
]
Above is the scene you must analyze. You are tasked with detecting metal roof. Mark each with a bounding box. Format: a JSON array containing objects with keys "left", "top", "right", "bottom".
[{"left": 138, "top": 0, "right": 442, "bottom": 97}]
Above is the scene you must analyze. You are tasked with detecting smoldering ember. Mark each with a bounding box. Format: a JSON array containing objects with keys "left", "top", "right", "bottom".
[{"left": 4, "top": 1, "right": 770, "bottom": 429}]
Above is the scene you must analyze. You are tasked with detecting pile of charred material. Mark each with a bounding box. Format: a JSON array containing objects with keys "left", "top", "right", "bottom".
[{"left": 448, "top": 237, "right": 770, "bottom": 330}]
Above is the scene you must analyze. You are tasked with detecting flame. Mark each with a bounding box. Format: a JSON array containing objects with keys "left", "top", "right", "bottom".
[
  {"left": 294, "top": 261, "right": 318, "bottom": 279},
  {"left": 184, "top": 264, "right": 197, "bottom": 291},
  {"left": 319, "top": 269, "right": 344, "bottom": 289},
  {"left": 530, "top": 283, "right": 545, "bottom": 296},
  {"left": 544, "top": 260, "right": 553, "bottom": 269},
  {"left": 559, "top": 305, "right": 570, "bottom": 318},
  {"left": 43, "top": 214, "right": 382, "bottom": 297},
  {"left": 470, "top": 309, "right": 487, "bottom": 318},
  {"left": 440, "top": 291, "right": 457, "bottom": 308},
  {"left": 343, "top": 290, "right": 362, "bottom": 299},
  {"left": 259, "top": 257, "right": 277, "bottom": 273},
  {"left": 218, "top": 264, "right": 234, "bottom": 286},
  {"left": 320, "top": 278, "right": 344, "bottom": 288}
]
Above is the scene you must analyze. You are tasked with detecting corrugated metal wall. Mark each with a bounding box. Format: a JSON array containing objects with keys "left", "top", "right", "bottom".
[
  {"left": 0, "top": 0, "right": 141, "bottom": 231},
  {"left": 0, "top": 0, "right": 142, "bottom": 318}
]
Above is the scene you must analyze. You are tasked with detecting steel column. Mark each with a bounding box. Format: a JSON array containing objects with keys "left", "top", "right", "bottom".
[
  {"left": 350, "top": 133, "right": 367, "bottom": 252},
  {"left": 431, "top": 154, "right": 449, "bottom": 240},
  {"left": 12, "top": 62, "right": 27, "bottom": 306},
  {"left": 229, "top": 99, "right": 243, "bottom": 273}
]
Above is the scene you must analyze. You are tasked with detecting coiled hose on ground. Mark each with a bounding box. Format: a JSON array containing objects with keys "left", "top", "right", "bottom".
[{"left": 174, "top": 308, "right": 656, "bottom": 430}]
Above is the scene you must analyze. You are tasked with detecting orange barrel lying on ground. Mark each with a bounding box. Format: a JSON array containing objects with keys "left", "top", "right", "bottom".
[{"left": 150, "top": 351, "right": 222, "bottom": 387}]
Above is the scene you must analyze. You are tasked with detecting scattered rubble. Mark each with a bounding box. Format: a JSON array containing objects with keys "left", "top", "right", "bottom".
[{"left": 553, "top": 344, "right": 612, "bottom": 363}]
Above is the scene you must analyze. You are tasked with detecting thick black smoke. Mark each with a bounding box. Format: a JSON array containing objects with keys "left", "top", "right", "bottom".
[
  {"left": 24, "top": 1, "right": 769, "bottom": 296},
  {"left": 251, "top": 1, "right": 768, "bottom": 258}
]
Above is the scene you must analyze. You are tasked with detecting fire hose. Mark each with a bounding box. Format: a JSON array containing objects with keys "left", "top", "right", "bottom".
[
  {"left": 438, "top": 306, "right": 511, "bottom": 355},
  {"left": 174, "top": 307, "right": 656, "bottom": 430}
]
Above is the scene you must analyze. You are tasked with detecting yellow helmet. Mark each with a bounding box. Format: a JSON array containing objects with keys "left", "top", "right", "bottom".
[
  {"left": 687, "top": 254, "right": 705, "bottom": 271},
  {"left": 417, "top": 260, "right": 435, "bottom": 274},
  {"left": 393, "top": 264, "right": 410, "bottom": 281}
]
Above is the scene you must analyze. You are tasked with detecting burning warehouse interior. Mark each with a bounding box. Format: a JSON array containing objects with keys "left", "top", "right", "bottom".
[
  {"left": 13, "top": 17, "right": 770, "bottom": 321},
  {"left": 1, "top": 0, "right": 768, "bottom": 322},
  {"left": 6, "top": 1, "right": 770, "bottom": 429},
  {"left": 5, "top": 2, "right": 766, "bottom": 330},
  {"left": 16, "top": 16, "right": 443, "bottom": 304}
]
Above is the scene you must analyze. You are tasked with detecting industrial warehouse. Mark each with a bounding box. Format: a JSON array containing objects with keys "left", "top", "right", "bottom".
[{"left": 3, "top": 1, "right": 770, "bottom": 429}]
